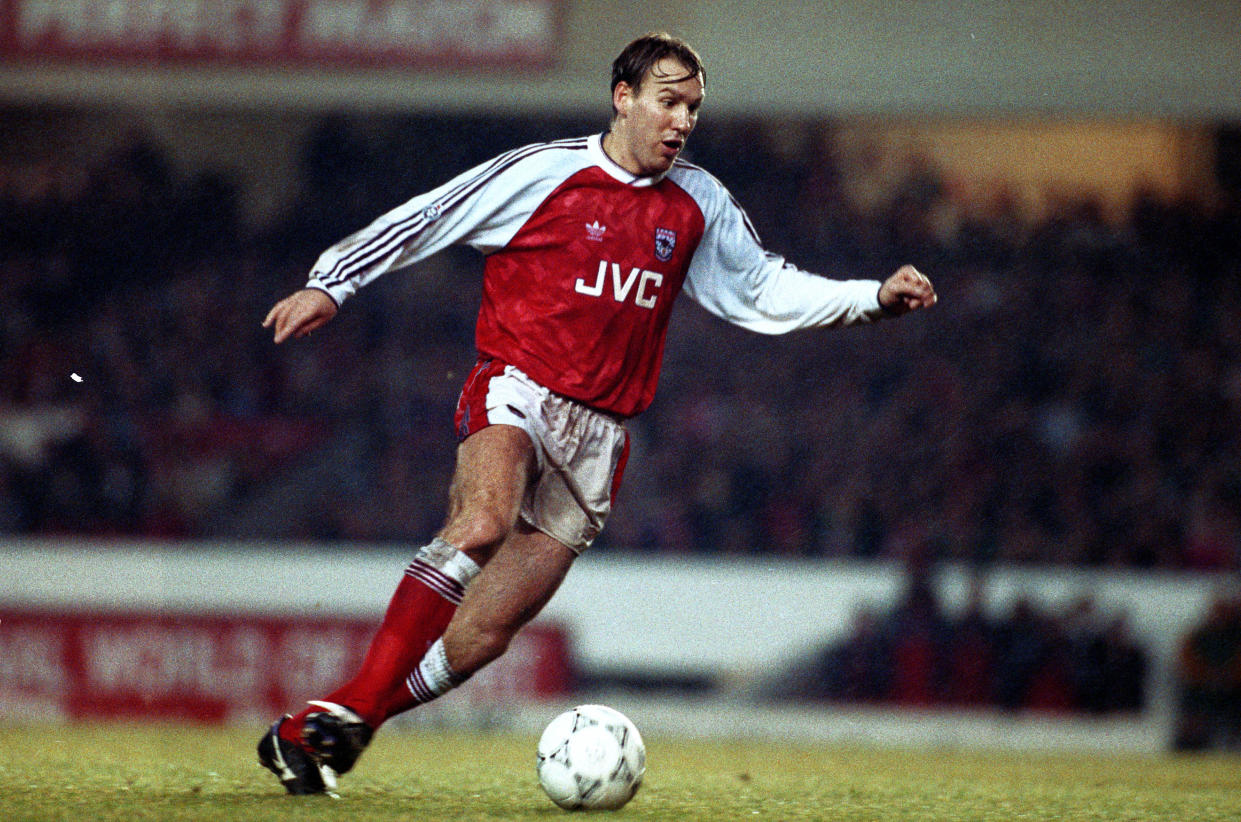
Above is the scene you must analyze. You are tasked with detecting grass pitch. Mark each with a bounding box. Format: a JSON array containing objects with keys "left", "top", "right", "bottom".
[{"left": 2, "top": 722, "right": 1239, "bottom": 821}]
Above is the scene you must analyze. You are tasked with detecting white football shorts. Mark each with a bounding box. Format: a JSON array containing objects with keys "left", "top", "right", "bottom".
[{"left": 453, "top": 358, "right": 630, "bottom": 553}]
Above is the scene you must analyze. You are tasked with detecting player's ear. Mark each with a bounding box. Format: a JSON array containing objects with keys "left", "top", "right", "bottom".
[{"left": 612, "top": 81, "right": 634, "bottom": 118}]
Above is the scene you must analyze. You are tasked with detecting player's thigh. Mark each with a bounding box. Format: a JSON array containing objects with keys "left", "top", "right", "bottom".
[
  {"left": 441, "top": 423, "right": 537, "bottom": 549},
  {"left": 445, "top": 522, "right": 575, "bottom": 655}
]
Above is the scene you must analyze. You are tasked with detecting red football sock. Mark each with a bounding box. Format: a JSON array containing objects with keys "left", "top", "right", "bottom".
[{"left": 279, "top": 539, "right": 479, "bottom": 742}]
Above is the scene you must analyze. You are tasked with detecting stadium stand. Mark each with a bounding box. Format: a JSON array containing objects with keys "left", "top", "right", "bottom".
[{"left": 2, "top": 112, "right": 1239, "bottom": 575}]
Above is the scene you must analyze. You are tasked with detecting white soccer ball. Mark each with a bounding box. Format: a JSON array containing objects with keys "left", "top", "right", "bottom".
[{"left": 535, "top": 704, "right": 645, "bottom": 811}]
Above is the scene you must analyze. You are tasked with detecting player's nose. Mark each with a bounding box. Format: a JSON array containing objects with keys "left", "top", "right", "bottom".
[{"left": 670, "top": 105, "right": 693, "bottom": 134}]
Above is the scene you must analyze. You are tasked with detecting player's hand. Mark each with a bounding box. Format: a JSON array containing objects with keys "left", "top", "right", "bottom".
[
  {"left": 878, "top": 265, "right": 937, "bottom": 316},
  {"left": 262, "top": 287, "right": 338, "bottom": 343}
]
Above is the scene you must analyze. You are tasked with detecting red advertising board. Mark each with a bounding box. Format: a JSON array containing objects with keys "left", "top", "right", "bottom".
[
  {"left": 0, "top": 0, "right": 560, "bottom": 68},
  {"left": 0, "top": 609, "right": 572, "bottom": 723}
]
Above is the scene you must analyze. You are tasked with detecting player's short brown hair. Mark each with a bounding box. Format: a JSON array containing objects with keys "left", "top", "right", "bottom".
[{"left": 610, "top": 32, "right": 705, "bottom": 110}]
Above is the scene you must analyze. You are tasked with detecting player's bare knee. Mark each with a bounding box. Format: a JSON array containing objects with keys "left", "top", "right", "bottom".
[{"left": 442, "top": 508, "right": 513, "bottom": 557}]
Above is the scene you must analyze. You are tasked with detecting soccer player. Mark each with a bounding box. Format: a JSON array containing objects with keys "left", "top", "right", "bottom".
[{"left": 257, "top": 32, "right": 936, "bottom": 794}]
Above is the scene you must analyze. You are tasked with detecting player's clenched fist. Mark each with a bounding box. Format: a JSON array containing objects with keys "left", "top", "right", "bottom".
[
  {"left": 878, "top": 264, "right": 937, "bottom": 316},
  {"left": 262, "top": 287, "right": 339, "bottom": 344}
]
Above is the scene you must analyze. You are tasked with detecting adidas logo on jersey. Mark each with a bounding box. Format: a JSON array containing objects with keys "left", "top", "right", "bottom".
[{"left": 585, "top": 221, "right": 607, "bottom": 242}]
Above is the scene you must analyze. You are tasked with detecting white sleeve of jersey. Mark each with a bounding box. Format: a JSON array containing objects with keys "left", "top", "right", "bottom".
[
  {"left": 675, "top": 166, "right": 888, "bottom": 334},
  {"left": 304, "top": 138, "right": 591, "bottom": 306}
]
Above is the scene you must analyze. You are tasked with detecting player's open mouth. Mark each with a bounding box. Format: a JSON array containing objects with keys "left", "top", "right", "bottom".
[{"left": 660, "top": 139, "right": 683, "bottom": 156}]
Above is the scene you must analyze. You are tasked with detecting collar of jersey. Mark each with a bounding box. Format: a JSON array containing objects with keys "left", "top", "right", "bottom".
[{"left": 589, "top": 133, "right": 663, "bottom": 187}]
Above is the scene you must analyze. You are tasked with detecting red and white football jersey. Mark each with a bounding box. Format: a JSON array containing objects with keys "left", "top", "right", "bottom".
[{"left": 308, "top": 134, "right": 886, "bottom": 417}]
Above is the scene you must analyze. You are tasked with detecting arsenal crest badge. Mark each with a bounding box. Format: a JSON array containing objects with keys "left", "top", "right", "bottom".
[{"left": 654, "top": 227, "right": 677, "bottom": 262}]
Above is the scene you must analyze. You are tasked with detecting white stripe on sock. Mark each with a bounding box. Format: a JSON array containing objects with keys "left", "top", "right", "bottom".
[{"left": 405, "top": 638, "right": 464, "bottom": 705}]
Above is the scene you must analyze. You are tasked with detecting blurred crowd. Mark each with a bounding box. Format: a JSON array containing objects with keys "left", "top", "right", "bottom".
[
  {"left": 1174, "top": 593, "right": 1241, "bottom": 750},
  {"left": 2, "top": 110, "right": 1241, "bottom": 571},
  {"left": 772, "top": 576, "right": 1147, "bottom": 715}
]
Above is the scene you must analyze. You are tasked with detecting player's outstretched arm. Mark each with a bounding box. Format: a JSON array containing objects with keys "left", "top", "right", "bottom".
[
  {"left": 262, "top": 287, "right": 339, "bottom": 344},
  {"left": 878, "top": 265, "right": 937, "bottom": 316}
]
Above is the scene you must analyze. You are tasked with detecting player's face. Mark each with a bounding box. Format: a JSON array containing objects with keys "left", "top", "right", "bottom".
[{"left": 606, "top": 57, "right": 704, "bottom": 178}]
